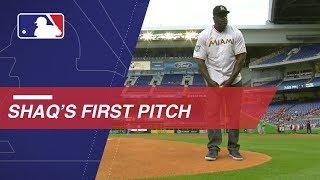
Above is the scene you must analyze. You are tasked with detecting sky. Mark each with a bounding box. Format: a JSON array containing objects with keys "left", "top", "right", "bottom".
[{"left": 142, "top": 0, "right": 270, "bottom": 29}]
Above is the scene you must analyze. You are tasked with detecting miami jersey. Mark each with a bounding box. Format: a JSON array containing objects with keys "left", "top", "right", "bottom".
[{"left": 193, "top": 25, "right": 246, "bottom": 85}]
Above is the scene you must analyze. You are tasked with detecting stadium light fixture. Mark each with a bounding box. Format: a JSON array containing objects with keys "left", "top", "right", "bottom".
[
  {"left": 162, "top": 32, "right": 175, "bottom": 40},
  {"left": 141, "top": 32, "right": 154, "bottom": 41},
  {"left": 185, "top": 31, "right": 198, "bottom": 40}
]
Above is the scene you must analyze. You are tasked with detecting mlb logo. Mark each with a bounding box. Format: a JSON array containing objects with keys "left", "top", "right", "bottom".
[{"left": 17, "top": 13, "right": 64, "bottom": 39}]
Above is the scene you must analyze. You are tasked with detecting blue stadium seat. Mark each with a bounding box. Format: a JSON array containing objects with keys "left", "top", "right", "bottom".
[
  {"left": 160, "top": 74, "right": 183, "bottom": 86},
  {"left": 312, "top": 77, "right": 320, "bottom": 87},
  {"left": 191, "top": 74, "right": 206, "bottom": 86},
  {"left": 133, "top": 75, "right": 153, "bottom": 86},
  {"left": 259, "top": 53, "right": 287, "bottom": 65},
  {"left": 288, "top": 44, "right": 320, "bottom": 61},
  {"left": 256, "top": 44, "right": 320, "bottom": 66}
]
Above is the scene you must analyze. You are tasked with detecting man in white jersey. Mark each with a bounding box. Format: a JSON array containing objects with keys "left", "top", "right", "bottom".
[{"left": 193, "top": 5, "right": 247, "bottom": 161}]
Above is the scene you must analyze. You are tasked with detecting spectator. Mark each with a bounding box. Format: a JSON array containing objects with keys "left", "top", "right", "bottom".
[{"left": 306, "top": 120, "right": 312, "bottom": 134}]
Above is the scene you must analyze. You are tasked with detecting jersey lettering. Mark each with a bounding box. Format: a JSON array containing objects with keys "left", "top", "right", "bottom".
[{"left": 208, "top": 38, "right": 234, "bottom": 47}]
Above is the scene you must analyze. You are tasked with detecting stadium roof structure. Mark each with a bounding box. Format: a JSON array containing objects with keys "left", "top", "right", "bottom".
[
  {"left": 137, "top": 0, "right": 320, "bottom": 49},
  {"left": 137, "top": 24, "right": 320, "bottom": 48},
  {"left": 269, "top": 0, "right": 320, "bottom": 24}
]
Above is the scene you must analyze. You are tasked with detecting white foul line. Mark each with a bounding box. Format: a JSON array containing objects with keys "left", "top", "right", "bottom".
[{"left": 13, "top": 95, "right": 53, "bottom": 100}]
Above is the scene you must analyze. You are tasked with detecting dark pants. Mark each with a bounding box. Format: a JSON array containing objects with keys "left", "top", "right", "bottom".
[
  {"left": 307, "top": 126, "right": 311, "bottom": 134},
  {"left": 207, "top": 80, "right": 242, "bottom": 151}
]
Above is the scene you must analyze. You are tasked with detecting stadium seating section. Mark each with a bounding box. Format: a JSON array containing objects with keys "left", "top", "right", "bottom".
[
  {"left": 191, "top": 74, "right": 206, "bottom": 86},
  {"left": 161, "top": 74, "right": 184, "bottom": 86},
  {"left": 128, "top": 44, "right": 320, "bottom": 128},
  {"left": 127, "top": 74, "right": 320, "bottom": 128},
  {"left": 289, "top": 44, "right": 320, "bottom": 61},
  {"left": 132, "top": 75, "right": 153, "bottom": 86},
  {"left": 259, "top": 52, "right": 289, "bottom": 65},
  {"left": 256, "top": 44, "right": 320, "bottom": 66},
  {"left": 311, "top": 77, "right": 320, "bottom": 86},
  {"left": 130, "top": 74, "right": 206, "bottom": 87},
  {"left": 263, "top": 101, "right": 320, "bottom": 127}
]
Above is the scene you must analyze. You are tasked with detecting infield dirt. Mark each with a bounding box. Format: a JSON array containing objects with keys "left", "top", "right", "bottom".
[{"left": 96, "top": 137, "right": 271, "bottom": 179}]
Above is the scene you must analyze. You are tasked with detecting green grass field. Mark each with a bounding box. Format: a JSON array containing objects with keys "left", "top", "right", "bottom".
[{"left": 112, "top": 132, "right": 320, "bottom": 180}]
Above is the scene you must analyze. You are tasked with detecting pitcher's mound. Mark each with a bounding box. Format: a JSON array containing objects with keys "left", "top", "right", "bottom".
[{"left": 96, "top": 137, "right": 271, "bottom": 179}]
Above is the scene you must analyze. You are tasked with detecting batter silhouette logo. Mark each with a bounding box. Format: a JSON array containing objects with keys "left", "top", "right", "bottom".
[{"left": 17, "top": 13, "right": 64, "bottom": 39}]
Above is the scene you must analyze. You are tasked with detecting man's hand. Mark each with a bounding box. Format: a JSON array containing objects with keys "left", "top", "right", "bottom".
[
  {"left": 208, "top": 81, "right": 219, "bottom": 87},
  {"left": 195, "top": 58, "right": 220, "bottom": 87},
  {"left": 221, "top": 53, "right": 246, "bottom": 87},
  {"left": 220, "top": 80, "right": 232, "bottom": 87}
]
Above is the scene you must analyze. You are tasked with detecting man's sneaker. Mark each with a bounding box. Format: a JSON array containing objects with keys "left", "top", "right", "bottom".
[
  {"left": 205, "top": 149, "right": 219, "bottom": 161},
  {"left": 228, "top": 150, "right": 243, "bottom": 161}
]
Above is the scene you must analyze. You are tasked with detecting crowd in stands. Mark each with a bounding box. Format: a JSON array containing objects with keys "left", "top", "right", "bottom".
[{"left": 262, "top": 101, "right": 320, "bottom": 131}]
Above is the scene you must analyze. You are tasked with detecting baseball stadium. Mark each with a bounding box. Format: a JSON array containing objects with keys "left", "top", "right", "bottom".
[{"left": 97, "top": 0, "right": 320, "bottom": 179}]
